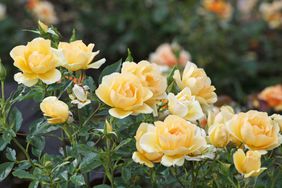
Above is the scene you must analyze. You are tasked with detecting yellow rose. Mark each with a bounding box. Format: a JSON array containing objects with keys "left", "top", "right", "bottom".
[
  {"left": 173, "top": 61, "right": 217, "bottom": 106},
  {"left": 167, "top": 87, "right": 204, "bottom": 121},
  {"left": 132, "top": 123, "right": 163, "bottom": 168},
  {"left": 140, "top": 115, "right": 207, "bottom": 167},
  {"left": 209, "top": 123, "right": 229, "bottom": 148},
  {"left": 10, "top": 38, "right": 64, "bottom": 87},
  {"left": 227, "top": 110, "right": 282, "bottom": 151},
  {"left": 271, "top": 114, "right": 282, "bottom": 132},
  {"left": 40, "top": 96, "right": 69, "bottom": 124},
  {"left": 233, "top": 149, "right": 266, "bottom": 178},
  {"left": 95, "top": 72, "right": 153, "bottom": 119},
  {"left": 58, "top": 40, "right": 105, "bottom": 71}
]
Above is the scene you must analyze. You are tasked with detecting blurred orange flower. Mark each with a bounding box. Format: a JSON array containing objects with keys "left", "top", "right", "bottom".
[
  {"left": 203, "top": 0, "right": 233, "bottom": 20},
  {"left": 258, "top": 84, "right": 282, "bottom": 111}
]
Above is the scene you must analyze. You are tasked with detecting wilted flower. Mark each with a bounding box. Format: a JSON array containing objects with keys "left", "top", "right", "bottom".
[
  {"left": 227, "top": 110, "right": 282, "bottom": 152},
  {"left": 233, "top": 149, "right": 266, "bottom": 178},
  {"left": 30, "top": 0, "right": 58, "bottom": 25},
  {"left": 149, "top": 43, "right": 191, "bottom": 67},
  {"left": 203, "top": 0, "right": 233, "bottom": 21},
  {"left": 0, "top": 3, "right": 6, "bottom": 21},
  {"left": 69, "top": 84, "right": 91, "bottom": 109},
  {"left": 40, "top": 96, "right": 69, "bottom": 124},
  {"left": 10, "top": 38, "right": 65, "bottom": 87},
  {"left": 58, "top": 40, "right": 105, "bottom": 71},
  {"left": 258, "top": 84, "right": 282, "bottom": 111},
  {"left": 167, "top": 87, "right": 204, "bottom": 122},
  {"left": 95, "top": 72, "right": 153, "bottom": 119},
  {"left": 260, "top": 1, "right": 282, "bottom": 29},
  {"left": 173, "top": 61, "right": 217, "bottom": 106}
]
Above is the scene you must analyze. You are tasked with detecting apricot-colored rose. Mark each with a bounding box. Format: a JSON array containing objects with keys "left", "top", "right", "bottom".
[
  {"left": 173, "top": 61, "right": 217, "bottom": 106},
  {"left": 40, "top": 96, "right": 69, "bottom": 124},
  {"left": 203, "top": 0, "right": 233, "bottom": 20},
  {"left": 132, "top": 123, "right": 163, "bottom": 168},
  {"left": 95, "top": 72, "right": 153, "bottom": 119},
  {"left": 10, "top": 38, "right": 64, "bottom": 87},
  {"left": 233, "top": 149, "right": 266, "bottom": 178},
  {"left": 58, "top": 40, "right": 105, "bottom": 71},
  {"left": 227, "top": 110, "right": 282, "bottom": 151},
  {"left": 258, "top": 84, "right": 282, "bottom": 111},
  {"left": 32, "top": 1, "right": 58, "bottom": 24}
]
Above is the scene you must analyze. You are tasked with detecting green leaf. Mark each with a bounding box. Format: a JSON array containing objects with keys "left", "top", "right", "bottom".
[
  {"left": 5, "top": 147, "right": 16, "bottom": 161},
  {"left": 0, "top": 162, "right": 14, "bottom": 181},
  {"left": 83, "top": 76, "right": 96, "bottom": 92},
  {"left": 70, "top": 174, "right": 85, "bottom": 186},
  {"left": 121, "top": 167, "right": 131, "bottom": 182},
  {"left": 114, "top": 138, "right": 132, "bottom": 151},
  {"left": 28, "top": 180, "right": 39, "bottom": 188},
  {"left": 9, "top": 107, "right": 23, "bottom": 132},
  {"left": 12, "top": 169, "right": 34, "bottom": 180},
  {"left": 79, "top": 153, "right": 101, "bottom": 173},
  {"left": 0, "top": 137, "right": 9, "bottom": 151},
  {"left": 69, "top": 29, "right": 76, "bottom": 42},
  {"left": 93, "top": 185, "right": 111, "bottom": 188},
  {"left": 167, "top": 66, "right": 177, "bottom": 86},
  {"left": 125, "top": 48, "right": 133, "bottom": 62},
  {"left": 99, "top": 59, "right": 122, "bottom": 83},
  {"left": 30, "top": 136, "right": 45, "bottom": 157}
]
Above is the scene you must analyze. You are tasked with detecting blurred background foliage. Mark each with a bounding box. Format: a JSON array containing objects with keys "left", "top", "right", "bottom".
[{"left": 0, "top": 0, "right": 281, "bottom": 103}]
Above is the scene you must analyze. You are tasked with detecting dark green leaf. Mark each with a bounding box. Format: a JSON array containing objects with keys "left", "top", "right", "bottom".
[
  {"left": 114, "top": 138, "right": 132, "bottom": 151},
  {"left": 0, "top": 162, "right": 14, "bottom": 181},
  {"left": 121, "top": 167, "right": 131, "bottom": 182},
  {"left": 12, "top": 169, "right": 34, "bottom": 180},
  {"left": 99, "top": 59, "right": 122, "bottom": 83},
  {"left": 0, "top": 137, "right": 9, "bottom": 151},
  {"left": 5, "top": 147, "right": 16, "bottom": 161},
  {"left": 31, "top": 136, "right": 45, "bottom": 157},
  {"left": 79, "top": 153, "right": 101, "bottom": 173},
  {"left": 93, "top": 185, "right": 111, "bottom": 188},
  {"left": 9, "top": 107, "right": 23, "bottom": 132},
  {"left": 28, "top": 180, "right": 39, "bottom": 188},
  {"left": 70, "top": 174, "right": 85, "bottom": 186}
]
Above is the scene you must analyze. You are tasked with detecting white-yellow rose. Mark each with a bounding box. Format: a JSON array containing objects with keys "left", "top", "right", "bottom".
[
  {"left": 10, "top": 38, "right": 64, "bottom": 87},
  {"left": 58, "top": 40, "right": 105, "bottom": 71},
  {"left": 132, "top": 123, "right": 163, "bottom": 168},
  {"left": 95, "top": 72, "right": 153, "bottom": 119},
  {"left": 167, "top": 87, "right": 204, "bottom": 121},
  {"left": 173, "top": 61, "right": 217, "bottom": 106},
  {"left": 40, "top": 96, "right": 69, "bottom": 124},
  {"left": 233, "top": 149, "right": 266, "bottom": 178}
]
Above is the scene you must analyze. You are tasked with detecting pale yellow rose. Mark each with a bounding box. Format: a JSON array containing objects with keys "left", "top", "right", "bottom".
[
  {"left": 10, "top": 38, "right": 64, "bottom": 87},
  {"left": 140, "top": 115, "right": 207, "bottom": 167},
  {"left": 32, "top": 1, "right": 58, "bottom": 24},
  {"left": 69, "top": 84, "right": 91, "bottom": 109},
  {"left": 173, "top": 61, "right": 217, "bottom": 106},
  {"left": 95, "top": 72, "right": 153, "bottom": 119},
  {"left": 132, "top": 123, "right": 163, "bottom": 168},
  {"left": 121, "top": 61, "right": 167, "bottom": 114},
  {"left": 227, "top": 110, "right": 282, "bottom": 151},
  {"left": 209, "top": 123, "right": 229, "bottom": 148},
  {"left": 271, "top": 114, "right": 282, "bottom": 132},
  {"left": 233, "top": 149, "right": 266, "bottom": 178},
  {"left": 58, "top": 40, "right": 105, "bottom": 71},
  {"left": 167, "top": 87, "right": 204, "bottom": 121},
  {"left": 40, "top": 96, "right": 69, "bottom": 124},
  {"left": 260, "top": 1, "right": 282, "bottom": 29}
]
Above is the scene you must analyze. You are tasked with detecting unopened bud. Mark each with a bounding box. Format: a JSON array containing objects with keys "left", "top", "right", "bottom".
[{"left": 38, "top": 20, "right": 48, "bottom": 33}]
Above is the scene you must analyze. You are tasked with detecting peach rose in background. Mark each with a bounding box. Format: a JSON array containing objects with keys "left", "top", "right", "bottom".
[
  {"left": 40, "top": 96, "right": 69, "bottom": 124},
  {"left": 58, "top": 40, "right": 106, "bottom": 71},
  {"left": 258, "top": 84, "right": 282, "bottom": 111},
  {"left": 233, "top": 149, "right": 266, "bottom": 178},
  {"left": 10, "top": 37, "right": 65, "bottom": 87},
  {"left": 28, "top": 0, "right": 58, "bottom": 25},
  {"left": 149, "top": 43, "right": 191, "bottom": 68},
  {"left": 95, "top": 72, "right": 153, "bottom": 119},
  {"left": 173, "top": 61, "right": 217, "bottom": 106},
  {"left": 227, "top": 110, "right": 282, "bottom": 152},
  {"left": 260, "top": 1, "right": 282, "bottom": 29},
  {"left": 132, "top": 123, "right": 163, "bottom": 168},
  {"left": 203, "top": 0, "right": 233, "bottom": 21}
]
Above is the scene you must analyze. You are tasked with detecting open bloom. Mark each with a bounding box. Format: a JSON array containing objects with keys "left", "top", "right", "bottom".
[
  {"left": 260, "top": 1, "right": 282, "bottom": 29},
  {"left": 227, "top": 110, "right": 282, "bottom": 152},
  {"left": 95, "top": 72, "right": 153, "bottom": 119},
  {"left": 233, "top": 149, "right": 266, "bottom": 178},
  {"left": 173, "top": 61, "right": 217, "bottom": 106},
  {"left": 10, "top": 38, "right": 64, "bottom": 87},
  {"left": 132, "top": 123, "right": 163, "bottom": 168},
  {"left": 271, "top": 114, "right": 282, "bottom": 132},
  {"left": 258, "top": 84, "right": 282, "bottom": 111},
  {"left": 31, "top": 0, "right": 58, "bottom": 24},
  {"left": 69, "top": 84, "right": 91, "bottom": 109},
  {"left": 58, "top": 40, "right": 105, "bottom": 71},
  {"left": 167, "top": 87, "right": 204, "bottom": 121},
  {"left": 149, "top": 43, "right": 191, "bottom": 67},
  {"left": 121, "top": 61, "right": 167, "bottom": 114},
  {"left": 203, "top": 0, "right": 233, "bottom": 21},
  {"left": 140, "top": 115, "right": 208, "bottom": 167},
  {"left": 40, "top": 96, "right": 69, "bottom": 124}
]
